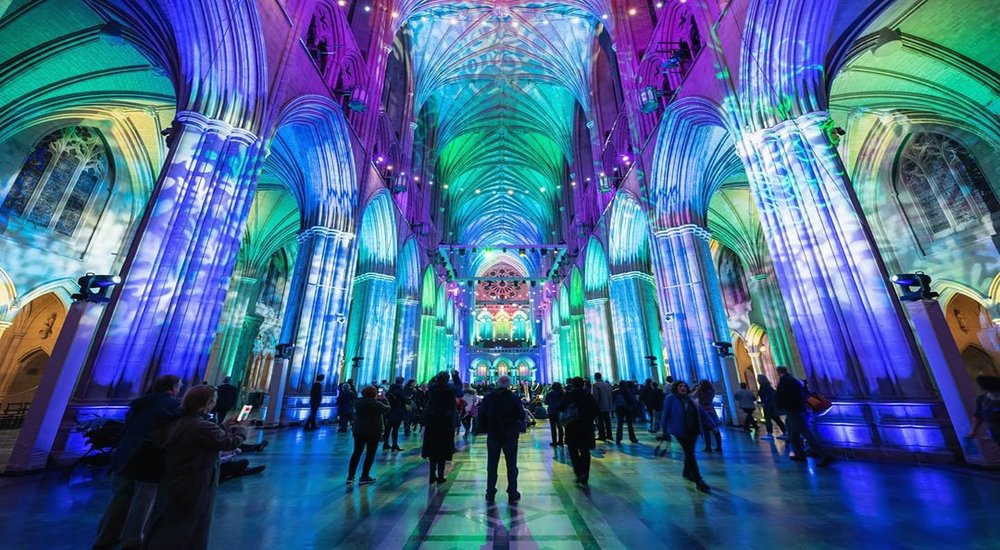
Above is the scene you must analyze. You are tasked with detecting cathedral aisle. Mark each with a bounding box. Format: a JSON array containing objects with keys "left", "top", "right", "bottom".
[{"left": 0, "top": 424, "right": 998, "bottom": 549}]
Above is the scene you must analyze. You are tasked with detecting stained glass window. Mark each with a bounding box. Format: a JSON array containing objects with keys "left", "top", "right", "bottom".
[
  {"left": 1, "top": 126, "right": 110, "bottom": 238},
  {"left": 897, "top": 133, "right": 996, "bottom": 241}
]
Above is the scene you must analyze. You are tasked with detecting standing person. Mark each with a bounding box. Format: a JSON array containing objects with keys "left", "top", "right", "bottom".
[
  {"left": 734, "top": 382, "right": 758, "bottom": 433},
  {"left": 756, "top": 374, "right": 787, "bottom": 440},
  {"left": 967, "top": 375, "right": 1000, "bottom": 445},
  {"left": 613, "top": 382, "right": 639, "bottom": 444},
  {"left": 557, "top": 377, "right": 598, "bottom": 485},
  {"left": 403, "top": 379, "right": 417, "bottom": 436},
  {"left": 648, "top": 382, "right": 665, "bottom": 433},
  {"left": 775, "top": 367, "right": 833, "bottom": 466},
  {"left": 422, "top": 373, "right": 457, "bottom": 484},
  {"left": 591, "top": 373, "right": 613, "bottom": 441},
  {"left": 346, "top": 386, "right": 389, "bottom": 485},
  {"left": 383, "top": 376, "right": 411, "bottom": 451},
  {"left": 93, "top": 375, "right": 181, "bottom": 550},
  {"left": 304, "top": 374, "right": 325, "bottom": 430},
  {"left": 143, "top": 386, "right": 247, "bottom": 550},
  {"left": 460, "top": 384, "right": 479, "bottom": 437},
  {"left": 212, "top": 376, "right": 238, "bottom": 424},
  {"left": 691, "top": 380, "right": 722, "bottom": 453},
  {"left": 661, "top": 381, "right": 711, "bottom": 493},
  {"left": 336, "top": 382, "right": 357, "bottom": 433},
  {"left": 477, "top": 375, "right": 526, "bottom": 503},
  {"left": 544, "top": 383, "right": 566, "bottom": 446}
]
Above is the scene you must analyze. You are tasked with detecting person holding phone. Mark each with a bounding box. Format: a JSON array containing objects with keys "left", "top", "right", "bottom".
[
  {"left": 347, "top": 386, "right": 390, "bottom": 485},
  {"left": 144, "top": 385, "right": 247, "bottom": 549}
]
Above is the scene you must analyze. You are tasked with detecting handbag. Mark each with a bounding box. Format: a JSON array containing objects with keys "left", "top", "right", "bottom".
[{"left": 806, "top": 392, "right": 834, "bottom": 417}]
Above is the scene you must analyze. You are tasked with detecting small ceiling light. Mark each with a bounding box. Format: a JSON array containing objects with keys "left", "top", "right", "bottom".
[
  {"left": 628, "top": 8, "right": 637, "bottom": 16},
  {"left": 363, "top": 5, "right": 371, "bottom": 12}
]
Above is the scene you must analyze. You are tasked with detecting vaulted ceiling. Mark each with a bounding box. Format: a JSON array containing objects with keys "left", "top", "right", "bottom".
[{"left": 401, "top": 2, "right": 605, "bottom": 249}]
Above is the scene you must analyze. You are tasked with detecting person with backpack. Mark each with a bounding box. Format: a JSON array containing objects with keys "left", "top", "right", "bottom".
[
  {"left": 382, "top": 376, "right": 411, "bottom": 452},
  {"left": 648, "top": 382, "right": 665, "bottom": 433},
  {"left": 775, "top": 367, "right": 833, "bottom": 466},
  {"left": 734, "top": 382, "right": 758, "bottom": 433},
  {"left": 591, "top": 373, "right": 614, "bottom": 441},
  {"left": 756, "top": 374, "right": 786, "bottom": 440},
  {"left": 613, "top": 381, "right": 639, "bottom": 444},
  {"left": 967, "top": 375, "right": 1000, "bottom": 445},
  {"left": 557, "top": 377, "right": 599, "bottom": 485},
  {"left": 476, "top": 375, "right": 526, "bottom": 503},
  {"left": 346, "top": 385, "right": 389, "bottom": 485},
  {"left": 544, "top": 383, "right": 566, "bottom": 446}
]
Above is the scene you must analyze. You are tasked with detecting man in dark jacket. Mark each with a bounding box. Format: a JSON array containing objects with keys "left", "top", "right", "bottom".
[
  {"left": 775, "top": 366, "right": 833, "bottom": 466},
  {"left": 477, "top": 375, "right": 526, "bottom": 503},
  {"left": 336, "top": 382, "right": 358, "bottom": 433},
  {"left": 93, "top": 375, "right": 181, "bottom": 550},
  {"left": 383, "top": 376, "right": 411, "bottom": 451},
  {"left": 557, "top": 377, "right": 599, "bottom": 485},
  {"left": 304, "top": 374, "right": 325, "bottom": 430},
  {"left": 213, "top": 376, "right": 238, "bottom": 424}
]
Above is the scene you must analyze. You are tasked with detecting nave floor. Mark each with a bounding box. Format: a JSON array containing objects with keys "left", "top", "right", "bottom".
[{"left": 0, "top": 423, "right": 998, "bottom": 549}]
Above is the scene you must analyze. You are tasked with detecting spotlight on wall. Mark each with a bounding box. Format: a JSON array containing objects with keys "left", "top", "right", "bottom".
[
  {"left": 275, "top": 343, "right": 294, "bottom": 359},
  {"left": 712, "top": 341, "right": 734, "bottom": 358},
  {"left": 639, "top": 86, "right": 670, "bottom": 114},
  {"left": 890, "top": 272, "right": 938, "bottom": 302},
  {"left": 72, "top": 273, "right": 121, "bottom": 303}
]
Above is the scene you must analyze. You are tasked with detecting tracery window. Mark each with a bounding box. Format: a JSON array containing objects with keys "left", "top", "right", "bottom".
[
  {"left": 1, "top": 126, "right": 111, "bottom": 238},
  {"left": 896, "top": 133, "right": 997, "bottom": 241}
]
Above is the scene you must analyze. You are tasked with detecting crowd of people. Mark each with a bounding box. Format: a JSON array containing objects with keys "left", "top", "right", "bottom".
[{"left": 91, "top": 368, "right": 1000, "bottom": 549}]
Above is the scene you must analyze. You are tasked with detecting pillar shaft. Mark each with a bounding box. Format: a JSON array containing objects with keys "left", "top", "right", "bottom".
[
  {"left": 584, "top": 297, "right": 615, "bottom": 380},
  {"left": 206, "top": 275, "right": 259, "bottom": 383},
  {"left": 416, "top": 314, "right": 436, "bottom": 382},
  {"left": 281, "top": 227, "right": 356, "bottom": 396},
  {"left": 738, "top": 112, "right": 933, "bottom": 399},
  {"left": 81, "top": 111, "right": 262, "bottom": 399},
  {"left": 609, "top": 272, "right": 662, "bottom": 382},
  {"left": 393, "top": 298, "right": 420, "bottom": 380},
  {"left": 345, "top": 273, "right": 398, "bottom": 385},
  {"left": 747, "top": 271, "right": 801, "bottom": 379}
]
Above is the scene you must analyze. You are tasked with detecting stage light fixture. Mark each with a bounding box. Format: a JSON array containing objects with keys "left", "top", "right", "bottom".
[
  {"left": 890, "top": 272, "right": 938, "bottom": 302},
  {"left": 72, "top": 273, "right": 121, "bottom": 303}
]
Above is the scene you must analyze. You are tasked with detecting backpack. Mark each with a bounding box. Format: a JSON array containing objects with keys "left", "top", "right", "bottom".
[
  {"left": 487, "top": 390, "right": 518, "bottom": 431},
  {"left": 983, "top": 393, "right": 1000, "bottom": 424},
  {"left": 613, "top": 393, "right": 626, "bottom": 410},
  {"left": 561, "top": 401, "right": 580, "bottom": 426}
]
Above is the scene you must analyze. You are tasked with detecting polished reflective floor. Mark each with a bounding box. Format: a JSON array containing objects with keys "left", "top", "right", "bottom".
[{"left": 0, "top": 423, "right": 998, "bottom": 549}]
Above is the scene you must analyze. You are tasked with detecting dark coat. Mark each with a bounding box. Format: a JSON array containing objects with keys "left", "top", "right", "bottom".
[
  {"left": 544, "top": 388, "right": 565, "bottom": 416},
  {"left": 661, "top": 394, "right": 704, "bottom": 438},
  {"left": 385, "top": 383, "right": 412, "bottom": 423},
  {"left": 558, "top": 389, "right": 598, "bottom": 450},
  {"left": 422, "top": 385, "right": 457, "bottom": 461},
  {"left": 613, "top": 386, "right": 637, "bottom": 415},
  {"left": 213, "top": 383, "right": 238, "bottom": 415},
  {"left": 758, "top": 383, "right": 780, "bottom": 416},
  {"left": 309, "top": 381, "right": 323, "bottom": 408},
  {"left": 145, "top": 415, "right": 246, "bottom": 550},
  {"left": 477, "top": 387, "right": 525, "bottom": 438},
  {"left": 353, "top": 397, "right": 389, "bottom": 437},
  {"left": 337, "top": 386, "right": 358, "bottom": 418},
  {"left": 111, "top": 392, "right": 180, "bottom": 474},
  {"left": 775, "top": 374, "right": 807, "bottom": 413},
  {"left": 650, "top": 387, "right": 665, "bottom": 411}
]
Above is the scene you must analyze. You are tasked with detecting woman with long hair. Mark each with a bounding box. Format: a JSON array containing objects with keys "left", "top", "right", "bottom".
[
  {"left": 422, "top": 372, "right": 457, "bottom": 484},
  {"left": 144, "top": 385, "right": 246, "bottom": 550}
]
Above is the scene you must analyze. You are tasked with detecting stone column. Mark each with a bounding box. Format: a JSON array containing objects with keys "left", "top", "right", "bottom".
[
  {"left": 747, "top": 270, "right": 801, "bottom": 378},
  {"left": 280, "top": 227, "right": 356, "bottom": 399},
  {"left": 650, "top": 225, "right": 737, "bottom": 418},
  {"left": 559, "top": 317, "right": 572, "bottom": 379},
  {"left": 738, "top": 112, "right": 934, "bottom": 398},
  {"left": 584, "top": 297, "right": 615, "bottom": 380},
  {"left": 609, "top": 272, "right": 662, "bottom": 382},
  {"left": 345, "top": 273, "right": 398, "bottom": 385},
  {"left": 569, "top": 312, "right": 588, "bottom": 379},
  {"left": 205, "top": 275, "right": 259, "bottom": 383},
  {"left": 738, "top": 111, "right": 941, "bottom": 455},
  {"left": 79, "top": 111, "right": 262, "bottom": 399},
  {"left": 393, "top": 297, "right": 420, "bottom": 380},
  {"left": 416, "top": 313, "right": 437, "bottom": 383}
]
